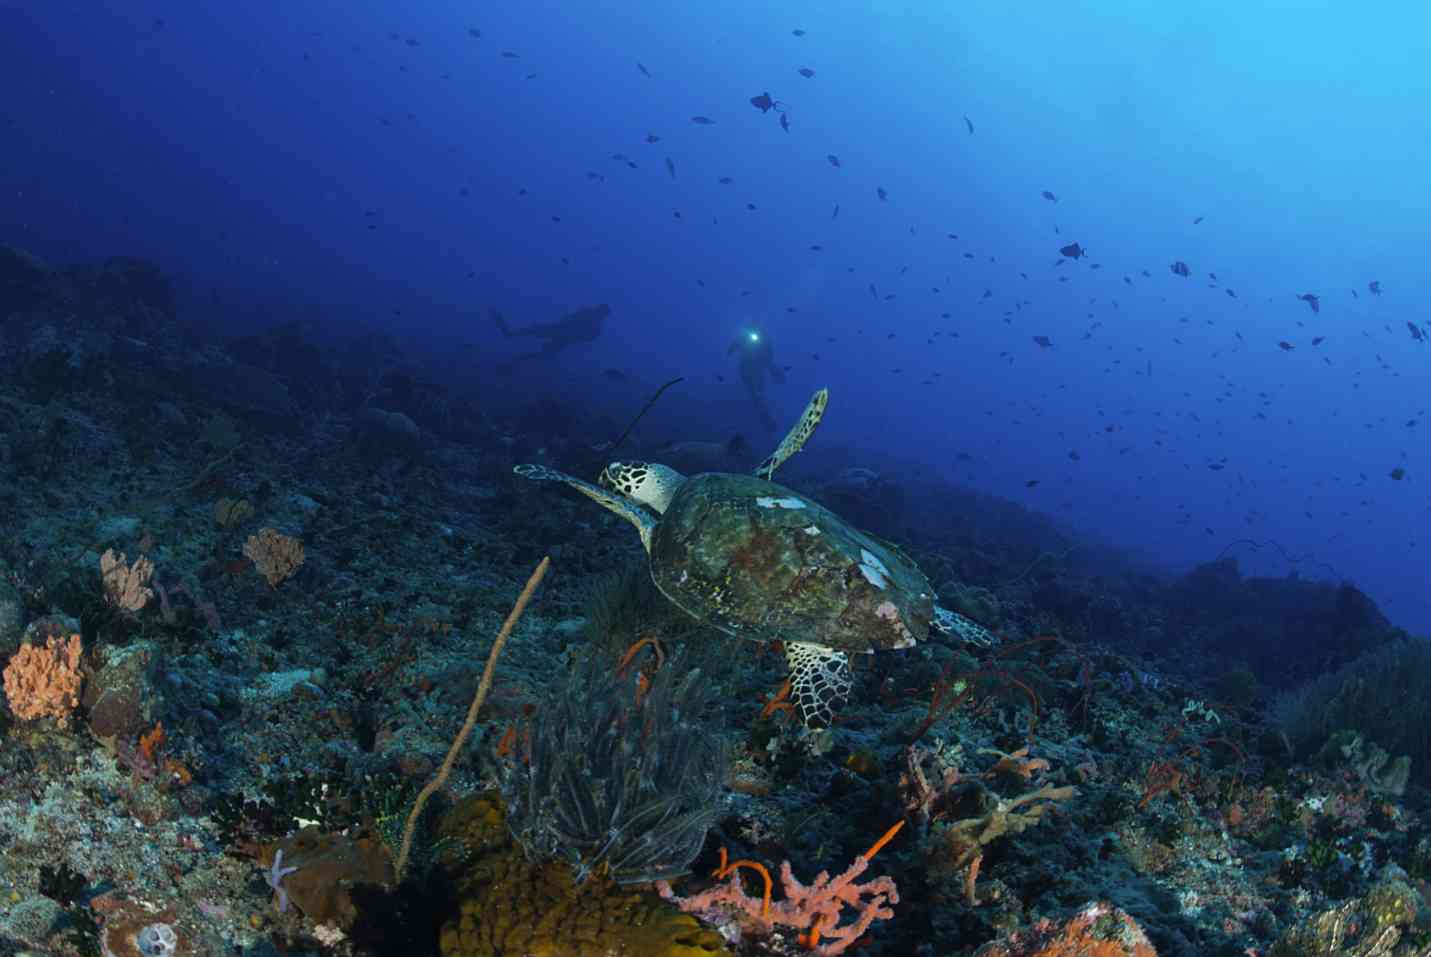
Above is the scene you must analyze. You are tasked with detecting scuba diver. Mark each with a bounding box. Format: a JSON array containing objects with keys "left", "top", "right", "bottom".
[
  {"left": 728, "top": 324, "right": 785, "bottom": 431},
  {"left": 492, "top": 303, "right": 610, "bottom": 371}
]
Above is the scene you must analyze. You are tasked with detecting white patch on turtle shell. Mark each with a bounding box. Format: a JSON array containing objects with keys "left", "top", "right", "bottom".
[
  {"left": 875, "top": 600, "right": 917, "bottom": 648},
  {"left": 858, "top": 548, "right": 891, "bottom": 588},
  {"left": 756, "top": 495, "right": 807, "bottom": 509},
  {"left": 803, "top": 525, "right": 821, "bottom": 536}
]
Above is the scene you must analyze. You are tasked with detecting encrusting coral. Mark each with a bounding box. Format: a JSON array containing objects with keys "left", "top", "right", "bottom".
[{"left": 2, "top": 633, "right": 84, "bottom": 727}]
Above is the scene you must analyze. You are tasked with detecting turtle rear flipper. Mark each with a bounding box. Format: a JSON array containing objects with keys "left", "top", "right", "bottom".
[
  {"left": 514, "top": 464, "right": 657, "bottom": 550},
  {"left": 755, "top": 388, "right": 829, "bottom": 480},
  {"left": 932, "top": 605, "right": 998, "bottom": 647},
  {"left": 785, "top": 640, "right": 852, "bottom": 727}
]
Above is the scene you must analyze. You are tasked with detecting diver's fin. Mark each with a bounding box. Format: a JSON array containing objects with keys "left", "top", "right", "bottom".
[
  {"left": 491, "top": 308, "right": 513, "bottom": 338},
  {"left": 755, "top": 388, "right": 828, "bottom": 480},
  {"left": 785, "top": 641, "right": 851, "bottom": 728}
]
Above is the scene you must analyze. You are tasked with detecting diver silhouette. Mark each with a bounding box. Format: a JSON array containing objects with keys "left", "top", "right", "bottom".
[
  {"left": 492, "top": 303, "right": 610, "bottom": 371},
  {"left": 728, "top": 325, "right": 785, "bottom": 431}
]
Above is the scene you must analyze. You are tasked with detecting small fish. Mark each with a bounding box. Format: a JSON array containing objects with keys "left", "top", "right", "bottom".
[
  {"left": 1278, "top": 340, "right": 1295, "bottom": 351},
  {"left": 646, "top": 134, "right": 661, "bottom": 143},
  {"left": 665, "top": 157, "right": 676, "bottom": 179},
  {"left": 1025, "top": 479, "right": 1040, "bottom": 488},
  {"left": 1041, "top": 190, "right": 1057, "bottom": 202},
  {"left": 827, "top": 154, "right": 841, "bottom": 167},
  {"left": 1312, "top": 336, "right": 1325, "bottom": 345},
  {"left": 1207, "top": 463, "right": 1225, "bottom": 471},
  {"left": 1193, "top": 216, "right": 1204, "bottom": 224},
  {"left": 869, "top": 283, "right": 878, "bottom": 299},
  {"left": 832, "top": 204, "right": 839, "bottom": 219},
  {"left": 1369, "top": 280, "right": 1382, "bottom": 296},
  {"left": 691, "top": 115, "right": 715, "bottom": 125},
  {"left": 1032, "top": 335, "right": 1053, "bottom": 348},
  {"left": 876, "top": 186, "right": 888, "bottom": 202},
  {"left": 718, "top": 176, "right": 733, "bottom": 184},
  {"left": 749, "top": 92, "right": 778, "bottom": 113},
  {"left": 1226, "top": 289, "right": 1237, "bottom": 298},
  {"left": 1170, "top": 261, "right": 1190, "bottom": 277},
  {"left": 602, "top": 368, "right": 629, "bottom": 381},
  {"left": 746, "top": 203, "right": 757, "bottom": 210},
  {"left": 501, "top": 51, "right": 519, "bottom": 58},
  {"left": 779, "top": 112, "right": 790, "bottom": 132},
  {"left": 1058, "top": 242, "right": 1084, "bottom": 259},
  {"left": 798, "top": 67, "right": 816, "bottom": 78},
  {"left": 1409, "top": 322, "right": 1425, "bottom": 342},
  {"left": 637, "top": 62, "right": 651, "bottom": 77},
  {"left": 468, "top": 28, "right": 481, "bottom": 38},
  {"left": 1390, "top": 467, "right": 1407, "bottom": 480},
  {"left": 792, "top": 28, "right": 807, "bottom": 36},
  {"left": 963, "top": 114, "right": 974, "bottom": 134},
  {"left": 1296, "top": 292, "right": 1320, "bottom": 313}
]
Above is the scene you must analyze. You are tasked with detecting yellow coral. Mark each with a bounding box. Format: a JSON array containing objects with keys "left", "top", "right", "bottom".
[
  {"left": 435, "top": 793, "right": 730, "bottom": 957},
  {"left": 3, "top": 634, "right": 83, "bottom": 727},
  {"left": 242, "top": 528, "right": 304, "bottom": 588}
]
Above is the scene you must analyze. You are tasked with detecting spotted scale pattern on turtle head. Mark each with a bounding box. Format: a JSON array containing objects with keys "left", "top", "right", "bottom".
[{"left": 598, "top": 461, "right": 686, "bottom": 514}]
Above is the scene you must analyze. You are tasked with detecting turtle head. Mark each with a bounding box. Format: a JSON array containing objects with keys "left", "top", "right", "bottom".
[{"left": 598, "top": 461, "right": 685, "bottom": 514}]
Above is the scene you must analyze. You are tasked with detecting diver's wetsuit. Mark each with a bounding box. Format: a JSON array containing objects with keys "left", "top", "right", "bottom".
[
  {"left": 729, "top": 327, "right": 785, "bottom": 431},
  {"left": 493, "top": 304, "right": 609, "bottom": 370}
]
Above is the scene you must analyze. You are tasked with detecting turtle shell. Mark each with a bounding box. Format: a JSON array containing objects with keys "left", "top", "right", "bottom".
[{"left": 647, "top": 472, "right": 933, "bottom": 652}]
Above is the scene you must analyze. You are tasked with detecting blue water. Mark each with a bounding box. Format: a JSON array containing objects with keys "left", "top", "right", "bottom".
[{"left": 5, "top": 0, "right": 1428, "bottom": 632}]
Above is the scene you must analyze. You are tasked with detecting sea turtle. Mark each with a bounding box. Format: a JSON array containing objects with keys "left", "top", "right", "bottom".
[{"left": 513, "top": 389, "right": 995, "bottom": 725}]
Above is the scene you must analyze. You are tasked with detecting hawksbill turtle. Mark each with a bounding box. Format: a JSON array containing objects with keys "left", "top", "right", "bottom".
[{"left": 513, "top": 389, "right": 995, "bottom": 725}]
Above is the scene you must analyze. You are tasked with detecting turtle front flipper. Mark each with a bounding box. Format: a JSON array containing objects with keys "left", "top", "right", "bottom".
[
  {"left": 755, "top": 388, "right": 829, "bottom": 480},
  {"left": 514, "top": 464, "right": 657, "bottom": 551},
  {"left": 932, "top": 605, "right": 998, "bottom": 647},
  {"left": 785, "top": 640, "right": 852, "bottom": 727}
]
